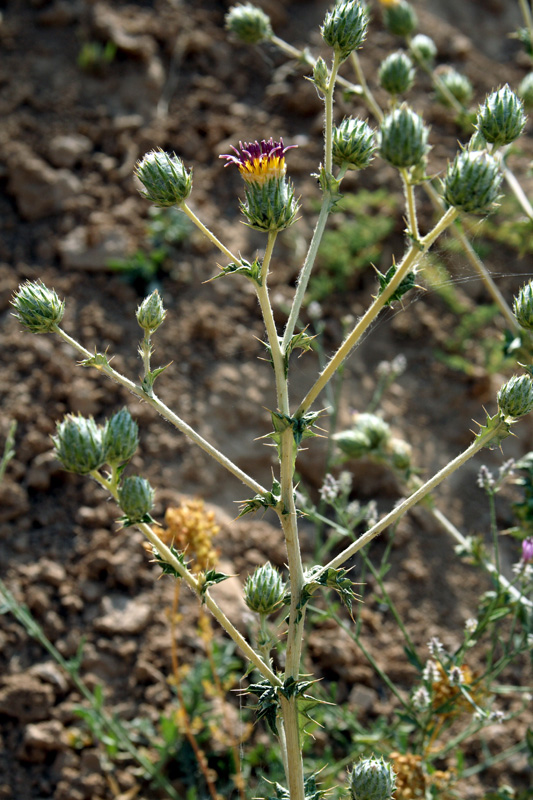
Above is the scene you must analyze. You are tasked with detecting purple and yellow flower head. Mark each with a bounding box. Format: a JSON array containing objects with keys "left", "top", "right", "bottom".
[
  {"left": 220, "top": 137, "right": 299, "bottom": 232},
  {"left": 220, "top": 138, "right": 296, "bottom": 185}
]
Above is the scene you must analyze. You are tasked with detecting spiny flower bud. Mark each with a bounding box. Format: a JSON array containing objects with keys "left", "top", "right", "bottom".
[
  {"left": 225, "top": 3, "right": 272, "bottom": 44},
  {"left": 244, "top": 563, "right": 285, "bottom": 614},
  {"left": 442, "top": 150, "right": 501, "bottom": 214},
  {"left": 11, "top": 280, "right": 65, "bottom": 334},
  {"left": 409, "top": 33, "right": 437, "bottom": 65},
  {"left": 379, "top": 105, "right": 429, "bottom": 168},
  {"left": 118, "top": 476, "right": 155, "bottom": 523},
  {"left": 513, "top": 281, "right": 533, "bottom": 330},
  {"left": 135, "top": 149, "right": 192, "bottom": 207},
  {"left": 333, "top": 118, "right": 376, "bottom": 170},
  {"left": 476, "top": 85, "right": 526, "bottom": 148},
  {"left": 321, "top": 0, "right": 369, "bottom": 63},
  {"left": 497, "top": 374, "right": 533, "bottom": 419},
  {"left": 220, "top": 138, "right": 299, "bottom": 232},
  {"left": 435, "top": 67, "right": 473, "bottom": 108},
  {"left": 379, "top": 51, "right": 415, "bottom": 96},
  {"left": 102, "top": 408, "right": 139, "bottom": 467},
  {"left": 382, "top": 0, "right": 417, "bottom": 37},
  {"left": 137, "top": 290, "right": 166, "bottom": 333},
  {"left": 518, "top": 72, "right": 533, "bottom": 111},
  {"left": 53, "top": 414, "right": 105, "bottom": 475},
  {"left": 349, "top": 755, "right": 396, "bottom": 800}
]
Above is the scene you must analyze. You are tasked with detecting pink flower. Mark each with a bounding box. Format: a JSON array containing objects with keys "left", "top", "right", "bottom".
[
  {"left": 522, "top": 537, "right": 533, "bottom": 563},
  {"left": 220, "top": 138, "right": 296, "bottom": 184}
]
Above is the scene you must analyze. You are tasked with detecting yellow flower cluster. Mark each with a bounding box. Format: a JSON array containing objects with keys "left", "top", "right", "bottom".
[
  {"left": 389, "top": 752, "right": 454, "bottom": 800},
  {"left": 431, "top": 662, "right": 485, "bottom": 718},
  {"left": 160, "top": 498, "right": 220, "bottom": 573}
]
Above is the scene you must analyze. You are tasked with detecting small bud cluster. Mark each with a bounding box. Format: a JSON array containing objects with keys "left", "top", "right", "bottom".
[
  {"left": 334, "top": 413, "right": 391, "bottom": 459},
  {"left": 409, "top": 33, "right": 436, "bottom": 65},
  {"left": 332, "top": 118, "right": 376, "bottom": 170},
  {"left": 118, "top": 476, "right": 155, "bottom": 523},
  {"left": 379, "top": 105, "right": 429, "bottom": 169},
  {"left": 244, "top": 563, "right": 285, "bottom": 614},
  {"left": 379, "top": 51, "right": 415, "bottom": 96},
  {"left": 382, "top": 0, "right": 417, "bottom": 38},
  {"left": 442, "top": 150, "right": 501, "bottom": 214},
  {"left": 475, "top": 85, "right": 526, "bottom": 148},
  {"left": 321, "top": 0, "right": 369, "bottom": 63},
  {"left": 11, "top": 280, "right": 65, "bottom": 334},
  {"left": 225, "top": 3, "right": 272, "bottom": 44},
  {"left": 135, "top": 149, "right": 192, "bottom": 207},
  {"left": 513, "top": 280, "right": 533, "bottom": 330},
  {"left": 349, "top": 755, "right": 396, "bottom": 800}
]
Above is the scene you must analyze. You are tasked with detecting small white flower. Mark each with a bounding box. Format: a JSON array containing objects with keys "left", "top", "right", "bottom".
[
  {"left": 412, "top": 686, "right": 430, "bottom": 708},
  {"left": 428, "top": 636, "right": 445, "bottom": 657},
  {"left": 449, "top": 666, "right": 464, "bottom": 685},
  {"left": 422, "top": 659, "right": 440, "bottom": 683},
  {"left": 489, "top": 710, "right": 506, "bottom": 723},
  {"left": 465, "top": 617, "right": 478, "bottom": 634}
]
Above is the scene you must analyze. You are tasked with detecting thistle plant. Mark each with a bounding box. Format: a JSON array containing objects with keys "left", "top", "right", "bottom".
[{"left": 9, "top": 1, "right": 533, "bottom": 798}]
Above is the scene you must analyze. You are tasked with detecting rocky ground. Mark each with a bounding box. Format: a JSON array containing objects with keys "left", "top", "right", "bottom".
[{"left": 0, "top": 0, "right": 532, "bottom": 798}]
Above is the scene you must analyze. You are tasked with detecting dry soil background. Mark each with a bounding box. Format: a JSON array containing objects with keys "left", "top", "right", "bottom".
[{"left": 0, "top": 0, "right": 532, "bottom": 798}]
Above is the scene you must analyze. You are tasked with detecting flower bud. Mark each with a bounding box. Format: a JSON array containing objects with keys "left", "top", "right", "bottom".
[
  {"left": 409, "top": 33, "right": 437, "bottom": 65},
  {"left": 225, "top": 3, "right": 272, "bottom": 44},
  {"left": 11, "top": 280, "right": 65, "bottom": 334},
  {"left": 137, "top": 290, "right": 166, "bottom": 333},
  {"left": 387, "top": 437, "right": 412, "bottom": 472},
  {"left": 312, "top": 56, "right": 330, "bottom": 93},
  {"left": 476, "top": 85, "right": 526, "bottom": 147},
  {"left": 522, "top": 537, "right": 533, "bottom": 563},
  {"left": 442, "top": 150, "right": 501, "bottom": 214},
  {"left": 135, "top": 149, "right": 192, "bottom": 207},
  {"left": 349, "top": 755, "right": 396, "bottom": 800},
  {"left": 434, "top": 67, "right": 472, "bottom": 108},
  {"left": 334, "top": 413, "right": 391, "bottom": 458},
  {"left": 518, "top": 72, "right": 533, "bottom": 111},
  {"left": 53, "top": 414, "right": 105, "bottom": 475},
  {"left": 102, "top": 408, "right": 139, "bottom": 467},
  {"left": 333, "top": 118, "right": 376, "bottom": 170},
  {"left": 379, "top": 105, "right": 429, "bottom": 168},
  {"left": 118, "top": 476, "right": 155, "bottom": 523},
  {"left": 379, "top": 51, "right": 415, "bottom": 96},
  {"left": 244, "top": 563, "right": 285, "bottom": 614},
  {"left": 382, "top": 0, "right": 417, "bottom": 37},
  {"left": 321, "top": 0, "right": 369, "bottom": 63},
  {"left": 513, "top": 281, "right": 533, "bottom": 330},
  {"left": 497, "top": 374, "right": 533, "bottom": 419}
]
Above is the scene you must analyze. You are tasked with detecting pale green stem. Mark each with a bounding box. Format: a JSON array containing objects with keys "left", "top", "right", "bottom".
[
  {"left": 316, "top": 416, "right": 509, "bottom": 578},
  {"left": 53, "top": 326, "right": 266, "bottom": 497},
  {"left": 181, "top": 201, "right": 237, "bottom": 262},
  {"left": 349, "top": 50, "right": 384, "bottom": 123},
  {"left": 252, "top": 232, "right": 306, "bottom": 800},
  {"left": 92, "top": 471, "right": 280, "bottom": 685},
  {"left": 423, "top": 181, "right": 519, "bottom": 331},
  {"left": 296, "top": 206, "right": 458, "bottom": 416},
  {"left": 502, "top": 162, "right": 533, "bottom": 221},
  {"left": 518, "top": 0, "right": 533, "bottom": 48},
  {"left": 427, "top": 505, "right": 533, "bottom": 609},
  {"left": 324, "top": 51, "right": 342, "bottom": 175},
  {"left": 400, "top": 167, "right": 419, "bottom": 240},
  {"left": 281, "top": 189, "right": 336, "bottom": 352}
]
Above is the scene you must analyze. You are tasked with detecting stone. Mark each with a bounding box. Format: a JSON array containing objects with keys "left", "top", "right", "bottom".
[
  {"left": 58, "top": 225, "right": 132, "bottom": 271},
  {"left": 48, "top": 134, "right": 92, "bottom": 169},
  {"left": 0, "top": 675, "right": 55, "bottom": 722},
  {"left": 6, "top": 145, "right": 81, "bottom": 221},
  {"left": 94, "top": 594, "right": 152, "bottom": 635}
]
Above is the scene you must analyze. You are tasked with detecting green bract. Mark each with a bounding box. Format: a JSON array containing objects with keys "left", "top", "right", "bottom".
[
  {"left": 137, "top": 290, "right": 166, "bottom": 333},
  {"left": 118, "top": 476, "right": 155, "bottom": 523},
  {"left": 379, "top": 105, "right": 429, "bottom": 169},
  {"left": 241, "top": 178, "right": 300, "bottom": 232},
  {"left": 435, "top": 67, "right": 473, "bottom": 108},
  {"left": 135, "top": 149, "right": 192, "bottom": 207},
  {"left": 102, "top": 408, "right": 139, "bottom": 468},
  {"left": 442, "top": 150, "right": 501, "bottom": 214},
  {"left": 11, "top": 280, "right": 65, "bottom": 334},
  {"left": 379, "top": 51, "right": 415, "bottom": 96},
  {"left": 349, "top": 755, "right": 396, "bottom": 800},
  {"left": 518, "top": 72, "right": 533, "bottom": 111},
  {"left": 497, "top": 375, "right": 533, "bottom": 420},
  {"left": 332, "top": 118, "right": 376, "bottom": 170},
  {"left": 476, "top": 85, "right": 526, "bottom": 147},
  {"left": 321, "top": 0, "right": 369, "bottom": 63},
  {"left": 382, "top": 0, "right": 417, "bottom": 37},
  {"left": 244, "top": 563, "right": 286, "bottom": 614},
  {"left": 513, "top": 281, "right": 533, "bottom": 330},
  {"left": 225, "top": 3, "right": 272, "bottom": 44},
  {"left": 53, "top": 415, "right": 105, "bottom": 475}
]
